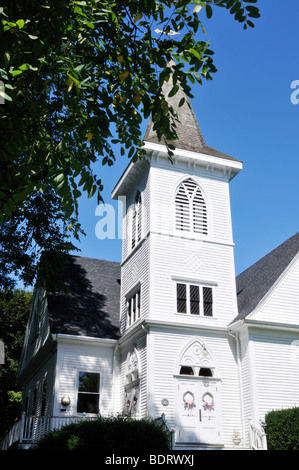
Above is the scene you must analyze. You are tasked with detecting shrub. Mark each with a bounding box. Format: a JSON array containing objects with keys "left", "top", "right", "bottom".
[
  {"left": 263, "top": 407, "right": 299, "bottom": 450},
  {"left": 34, "top": 416, "right": 171, "bottom": 451}
]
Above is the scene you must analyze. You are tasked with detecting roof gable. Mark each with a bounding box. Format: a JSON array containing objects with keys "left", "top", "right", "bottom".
[
  {"left": 234, "top": 232, "right": 299, "bottom": 322},
  {"left": 249, "top": 255, "right": 299, "bottom": 324}
]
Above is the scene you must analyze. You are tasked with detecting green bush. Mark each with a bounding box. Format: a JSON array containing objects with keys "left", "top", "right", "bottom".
[
  {"left": 34, "top": 416, "right": 171, "bottom": 451},
  {"left": 263, "top": 407, "right": 299, "bottom": 450}
]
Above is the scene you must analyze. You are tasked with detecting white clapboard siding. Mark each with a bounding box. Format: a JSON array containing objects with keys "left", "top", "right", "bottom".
[
  {"left": 150, "top": 236, "right": 238, "bottom": 327},
  {"left": 150, "top": 162, "right": 234, "bottom": 244},
  {"left": 55, "top": 340, "right": 115, "bottom": 417},
  {"left": 149, "top": 329, "right": 242, "bottom": 448},
  {"left": 22, "top": 352, "right": 57, "bottom": 417},
  {"left": 122, "top": 163, "right": 151, "bottom": 262},
  {"left": 120, "top": 238, "right": 150, "bottom": 335},
  {"left": 18, "top": 288, "right": 51, "bottom": 376},
  {"left": 250, "top": 329, "right": 299, "bottom": 423},
  {"left": 252, "top": 256, "right": 299, "bottom": 325},
  {"left": 238, "top": 328, "right": 252, "bottom": 446},
  {"left": 145, "top": 161, "right": 238, "bottom": 327}
]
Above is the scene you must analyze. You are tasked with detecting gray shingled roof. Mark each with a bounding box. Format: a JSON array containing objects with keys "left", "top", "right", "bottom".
[
  {"left": 47, "top": 256, "right": 121, "bottom": 339},
  {"left": 234, "top": 232, "right": 299, "bottom": 323},
  {"left": 144, "top": 77, "right": 241, "bottom": 163}
]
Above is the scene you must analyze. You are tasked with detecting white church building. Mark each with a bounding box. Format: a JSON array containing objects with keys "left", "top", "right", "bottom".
[{"left": 5, "top": 82, "right": 299, "bottom": 450}]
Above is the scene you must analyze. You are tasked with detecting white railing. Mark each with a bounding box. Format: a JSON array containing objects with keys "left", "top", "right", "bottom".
[
  {"left": 1, "top": 414, "right": 267, "bottom": 450},
  {"left": 0, "top": 419, "right": 22, "bottom": 450},
  {"left": 22, "top": 415, "right": 88, "bottom": 444},
  {"left": 0, "top": 414, "right": 98, "bottom": 450},
  {"left": 249, "top": 419, "right": 267, "bottom": 450}
]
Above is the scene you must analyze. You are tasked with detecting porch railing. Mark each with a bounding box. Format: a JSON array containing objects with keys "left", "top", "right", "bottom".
[
  {"left": 1, "top": 413, "right": 175, "bottom": 450},
  {"left": 0, "top": 419, "right": 22, "bottom": 450},
  {"left": 0, "top": 413, "right": 98, "bottom": 450},
  {"left": 249, "top": 419, "right": 267, "bottom": 450},
  {"left": 1, "top": 414, "right": 267, "bottom": 450}
]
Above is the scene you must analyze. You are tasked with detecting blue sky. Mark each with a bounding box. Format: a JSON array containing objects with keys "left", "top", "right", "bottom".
[{"left": 70, "top": 0, "right": 299, "bottom": 276}]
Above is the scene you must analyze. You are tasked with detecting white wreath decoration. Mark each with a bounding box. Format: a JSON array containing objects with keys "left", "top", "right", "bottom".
[
  {"left": 202, "top": 392, "right": 214, "bottom": 411},
  {"left": 183, "top": 391, "right": 196, "bottom": 410}
]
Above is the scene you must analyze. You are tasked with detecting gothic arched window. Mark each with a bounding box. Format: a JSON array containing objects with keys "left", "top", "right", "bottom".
[
  {"left": 175, "top": 179, "right": 208, "bottom": 235},
  {"left": 131, "top": 190, "right": 142, "bottom": 250},
  {"left": 177, "top": 340, "right": 216, "bottom": 377},
  {"left": 124, "top": 349, "right": 140, "bottom": 417}
]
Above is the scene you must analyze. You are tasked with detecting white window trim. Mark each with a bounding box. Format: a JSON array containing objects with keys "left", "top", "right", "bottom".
[
  {"left": 174, "top": 280, "right": 216, "bottom": 317},
  {"left": 126, "top": 283, "right": 141, "bottom": 328},
  {"left": 174, "top": 178, "right": 209, "bottom": 238},
  {"left": 130, "top": 190, "right": 142, "bottom": 251},
  {"left": 75, "top": 370, "right": 101, "bottom": 416},
  {"left": 124, "top": 349, "right": 140, "bottom": 417},
  {"left": 172, "top": 275, "right": 218, "bottom": 287}
]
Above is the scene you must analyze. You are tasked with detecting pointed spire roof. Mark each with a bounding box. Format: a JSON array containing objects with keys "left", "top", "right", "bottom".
[{"left": 144, "top": 75, "right": 241, "bottom": 163}]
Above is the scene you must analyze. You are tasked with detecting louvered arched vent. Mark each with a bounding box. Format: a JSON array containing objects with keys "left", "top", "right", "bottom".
[{"left": 175, "top": 179, "right": 208, "bottom": 235}]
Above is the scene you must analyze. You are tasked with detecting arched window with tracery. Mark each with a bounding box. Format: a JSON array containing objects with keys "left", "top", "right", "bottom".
[
  {"left": 175, "top": 179, "right": 208, "bottom": 235},
  {"left": 131, "top": 190, "right": 142, "bottom": 250},
  {"left": 124, "top": 349, "right": 140, "bottom": 417},
  {"left": 178, "top": 340, "right": 215, "bottom": 377}
]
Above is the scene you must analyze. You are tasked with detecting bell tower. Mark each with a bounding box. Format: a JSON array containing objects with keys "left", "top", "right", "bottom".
[
  {"left": 112, "top": 80, "right": 242, "bottom": 334},
  {"left": 112, "top": 79, "right": 243, "bottom": 443}
]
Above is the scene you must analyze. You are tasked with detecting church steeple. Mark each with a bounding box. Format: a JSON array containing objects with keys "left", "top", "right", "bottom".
[
  {"left": 144, "top": 76, "right": 241, "bottom": 163},
  {"left": 144, "top": 78, "right": 206, "bottom": 153}
]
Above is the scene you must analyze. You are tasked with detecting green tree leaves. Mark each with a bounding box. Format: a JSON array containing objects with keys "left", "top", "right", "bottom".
[
  {"left": 210, "top": 0, "right": 261, "bottom": 28},
  {"left": 0, "top": 289, "right": 31, "bottom": 439},
  {"left": 0, "top": 0, "right": 260, "bottom": 286},
  {"left": 0, "top": 188, "right": 83, "bottom": 289}
]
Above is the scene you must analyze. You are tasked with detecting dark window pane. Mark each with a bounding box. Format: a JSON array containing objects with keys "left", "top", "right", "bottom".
[
  {"left": 127, "top": 298, "right": 132, "bottom": 325},
  {"left": 137, "top": 205, "right": 142, "bottom": 242},
  {"left": 203, "top": 287, "right": 213, "bottom": 316},
  {"left": 177, "top": 284, "right": 187, "bottom": 313},
  {"left": 77, "top": 393, "right": 99, "bottom": 414},
  {"left": 127, "top": 290, "right": 141, "bottom": 326},
  {"left": 32, "top": 388, "right": 37, "bottom": 415},
  {"left": 41, "top": 378, "right": 47, "bottom": 416},
  {"left": 131, "top": 211, "right": 136, "bottom": 249},
  {"left": 137, "top": 291, "right": 140, "bottom": 320},
  {"left": 180, "top": 366, "right": 194, "bottom": 375},
  {"left": 190, "top": 285, "right": 200, "bottom": 315},
  {"left": 132, "top": 295, "right": 136, "bottom": 323},
  {"left": 190, "top": 285, "right": 199, "bottom": 301},
  {"left": 199, "top": 367, "right": 213, "bottom": 377},
  {"left": 132, "top": 191, "right": 141, "bottom": 248},
  {"left": 78, "top": 372, "right": 99, "bottom": 393}
]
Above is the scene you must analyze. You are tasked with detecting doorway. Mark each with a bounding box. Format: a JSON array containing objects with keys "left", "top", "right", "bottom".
[
  {"left": 176, "top": 377, "right": 221, "bottom": 445},
  {"left": 175, "top": 339, "right": 222, "bottom": 445}
]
